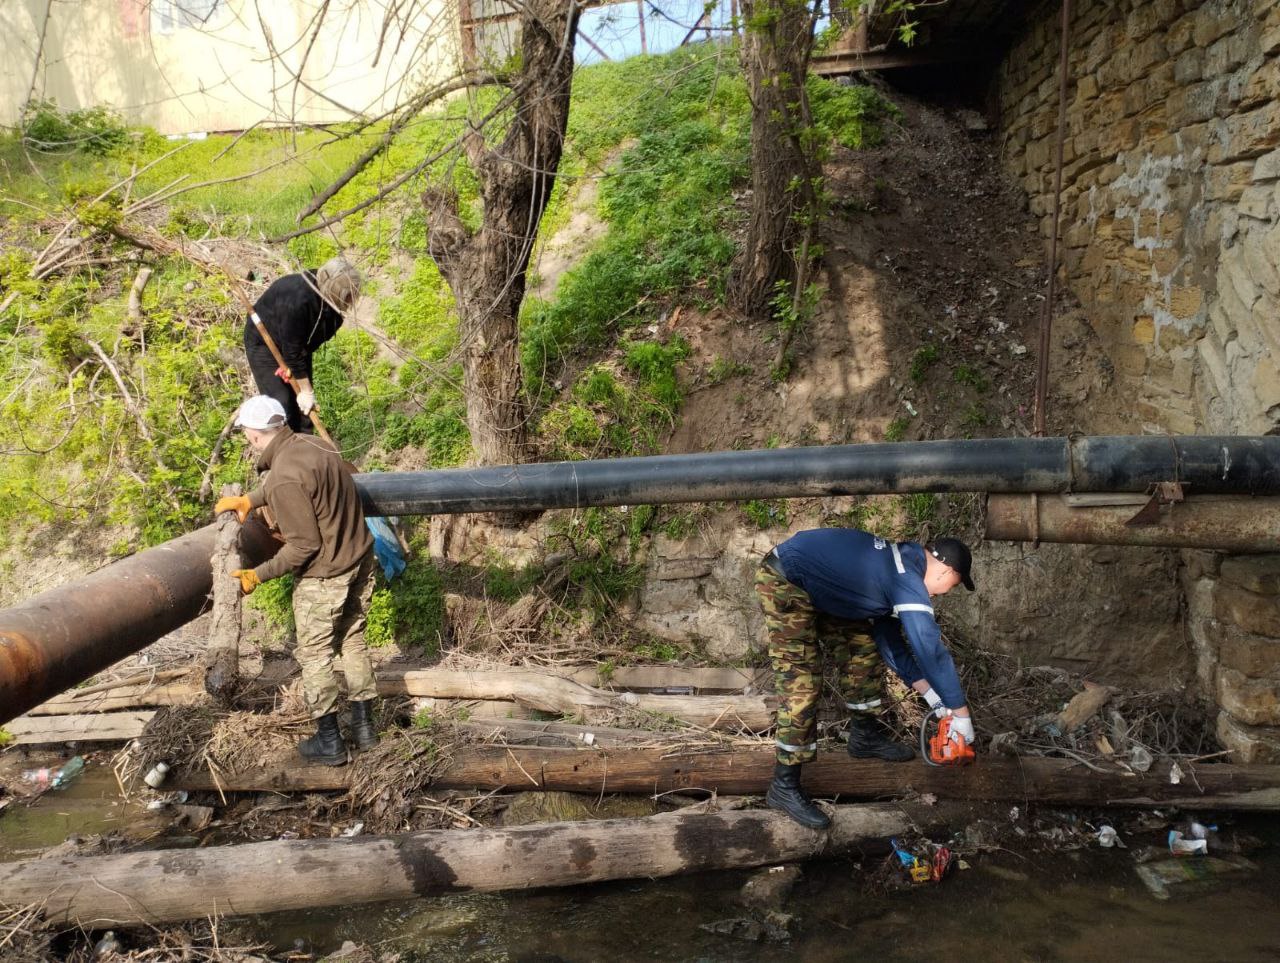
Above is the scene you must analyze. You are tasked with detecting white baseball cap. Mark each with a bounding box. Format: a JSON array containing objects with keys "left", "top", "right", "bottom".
[{"left": 234, "top": 395, "right": 288, "bottom": 430}]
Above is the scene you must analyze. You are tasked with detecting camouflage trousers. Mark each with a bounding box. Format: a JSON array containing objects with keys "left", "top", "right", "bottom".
[
  {"left": 755, "top": 562, "right": 883, "bottom": 765},
  {"left": 293, "top": 551, "right": 379, "bottom": 720}
]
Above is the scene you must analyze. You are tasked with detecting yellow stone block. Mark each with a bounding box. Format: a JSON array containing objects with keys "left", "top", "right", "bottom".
[
  {"left": 1132, "top": 315, "right": 1156, "bottom": 344},
  {"left": 1168, "top": 285, "right": 1205, "bottom": 319}
]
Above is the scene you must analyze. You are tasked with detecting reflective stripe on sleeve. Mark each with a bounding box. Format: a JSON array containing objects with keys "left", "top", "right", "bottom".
[
  {"left": 890, "top": 543, "right": 906, "bottom": 574},
  {"left": 893, "top": 603, "right": 934, "bottom": 616}
]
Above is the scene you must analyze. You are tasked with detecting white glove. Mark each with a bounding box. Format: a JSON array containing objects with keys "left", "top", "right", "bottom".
[
  {"left": 296, "top": 389, "right": 316, "bottom": 415},
  {"left": 949, "top": 715, "right": 975, "bottom": 745},
  {"left": 922, "top": 687, "right": 946, "bottom": 718}
]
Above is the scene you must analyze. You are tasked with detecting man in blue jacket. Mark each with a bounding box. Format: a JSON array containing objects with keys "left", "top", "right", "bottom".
[{"left": 755, "top": 528, "right": 976, "bottom": 828}]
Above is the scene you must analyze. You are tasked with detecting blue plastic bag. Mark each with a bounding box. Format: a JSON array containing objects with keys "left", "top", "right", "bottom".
[{"left": 365, "top": 516, "right": 406, "bottom": 581}]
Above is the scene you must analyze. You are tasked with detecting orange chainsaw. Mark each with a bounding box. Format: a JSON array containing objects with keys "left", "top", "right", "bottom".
[{"left": 923, "top": 713, "right": 976, "bottom": 766}]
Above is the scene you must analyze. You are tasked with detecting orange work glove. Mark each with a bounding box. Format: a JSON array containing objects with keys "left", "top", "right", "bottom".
[
  {"left": 230, "top": 569, "right": 261, "bottom": 595},
  {"left": 215, "top": 494, "right": 252, "bottom": 523}
]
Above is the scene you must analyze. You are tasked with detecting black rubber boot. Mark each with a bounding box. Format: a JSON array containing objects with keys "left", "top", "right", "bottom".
[
  {"left": 847, "top": 713, "right": 915, "bottom": 762},
  {"left": 298, "top": 712, "right": 348, "bottom": 766},
  {"left": 765, "top": 762, "right": 831, "bottom": 830},
  {"left": 349, "top": 699, "right": 380, "bottom": 752}
]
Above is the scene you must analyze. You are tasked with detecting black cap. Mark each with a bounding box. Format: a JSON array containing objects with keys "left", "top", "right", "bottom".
[{"left": 929, "top": 537, "right": 974, "bottom": 591}]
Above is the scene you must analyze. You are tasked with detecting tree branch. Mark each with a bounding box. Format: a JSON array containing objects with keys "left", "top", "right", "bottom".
[
  {"left": 297, "top": 70, "right": 502, "bottom": 224},
  {"left": 86, "top": 339, "right": 151, "bottom": 442}
]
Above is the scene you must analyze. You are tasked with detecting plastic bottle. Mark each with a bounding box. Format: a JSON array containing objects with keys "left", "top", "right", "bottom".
[
  {"left": 21, "top": 767, "right": 55, "bottom": 788},
  {"left": 52, "top": 755, "right": 85, "bottom": 788},
  {"left": 22, "top": 756, "right": 84, "bottom": 790},
  {"left": 143, "top": 761, "right": 170, "bottom": 789}
]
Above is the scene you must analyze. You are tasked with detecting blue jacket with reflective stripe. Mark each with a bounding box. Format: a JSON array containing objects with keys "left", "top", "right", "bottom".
[{"left": 774, "top": 528, "right": 966, "bottom": 709}]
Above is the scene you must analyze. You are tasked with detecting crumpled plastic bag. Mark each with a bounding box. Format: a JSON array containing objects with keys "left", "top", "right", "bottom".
[{"left": 365, "top": 516, "right": 406, "bottom": 581}]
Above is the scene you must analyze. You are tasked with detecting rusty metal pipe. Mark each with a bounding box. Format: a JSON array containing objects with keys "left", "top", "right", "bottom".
[
  {"left": 0, "top": 519, "right": 279, "bottom": 725},
  {"left": 986, "top": 493, "right": 1280, "bottom": 551}
]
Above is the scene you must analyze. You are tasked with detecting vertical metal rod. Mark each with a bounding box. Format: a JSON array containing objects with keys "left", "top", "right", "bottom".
[
  {"left": 1034, "top": 0, "right": 1072, "bottom": 437},
  {"left": 637, "top": 0, "right": 647, "bottom": 53}
]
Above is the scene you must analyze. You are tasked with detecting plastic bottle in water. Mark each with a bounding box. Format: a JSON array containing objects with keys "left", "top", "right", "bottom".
[
  {"left": 52, "top": 755, "right": 85, "bottom": 788},
  {"left": 22, "top": 756, "right": 85, "bottom": 790},
  {"left": 21, "top": 766, "right": 55, "bottom": 788}
]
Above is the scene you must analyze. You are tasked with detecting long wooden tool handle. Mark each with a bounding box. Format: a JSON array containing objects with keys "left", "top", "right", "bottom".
[{"left": 224, "top": 272, "right": 339, "bottom": 450}]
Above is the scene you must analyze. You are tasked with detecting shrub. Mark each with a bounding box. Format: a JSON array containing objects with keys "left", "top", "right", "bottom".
[{"left": 21, "top": 99, "right": 130, "bottom": 155}]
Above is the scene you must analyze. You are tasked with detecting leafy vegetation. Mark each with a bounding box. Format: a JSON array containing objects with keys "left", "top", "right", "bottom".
[
  {"left": 21, "top": 99, "right": 132, "bottom": 155},
  {"left": 744, "top": 498, "right": 788, "bottom": 529},
  {"left": 884, "top": 416, "right": 911, "bottom": 442},
  {"left": 0, "top": 44, "right": 913, "bottom": 668},
  {"left": 910, "top": 343, "right": 941, "bottom": 383}
]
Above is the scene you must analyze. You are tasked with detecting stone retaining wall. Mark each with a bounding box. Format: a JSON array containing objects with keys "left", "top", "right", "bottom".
[{"left": 999, "top": 0, "right": 1280, "bottom": 759}]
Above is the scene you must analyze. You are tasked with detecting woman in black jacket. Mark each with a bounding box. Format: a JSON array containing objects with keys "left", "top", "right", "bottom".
[{"left": 243, "top": 257, "right": 361, "bottom": 432}]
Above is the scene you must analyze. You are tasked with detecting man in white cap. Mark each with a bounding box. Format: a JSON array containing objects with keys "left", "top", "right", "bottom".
[{"left": 215, "top": 395, "right": 378, "bottom": 765}]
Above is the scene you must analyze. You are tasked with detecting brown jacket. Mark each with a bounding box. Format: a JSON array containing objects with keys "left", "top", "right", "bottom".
[{"left": 247, "top": 429, "right": 372, "bottom": 582}]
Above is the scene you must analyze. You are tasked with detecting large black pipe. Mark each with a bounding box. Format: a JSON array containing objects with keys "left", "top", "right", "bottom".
[
  {"left": 353, "top": 436, "right": 1280, "bottom": 516},
  {"left": 3, "top": 435, "right": 1279, "bottom": 725}
]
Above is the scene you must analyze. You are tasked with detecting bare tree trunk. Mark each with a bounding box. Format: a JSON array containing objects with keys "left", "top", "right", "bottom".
[
  {"left": 730, "top": 0, "right": 822, "bottom": 320},
  {"left": 424, "top": 0, "right": 582, "bottom": 465}
]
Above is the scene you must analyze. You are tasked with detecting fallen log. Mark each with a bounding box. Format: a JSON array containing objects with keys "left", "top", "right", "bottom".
[
  {"left": 407, "top": 696, "right": 540, "bottom": 721},
  {"left": 169, "top": 745, "right": 1280, "bottom": 810},
  {"left": 27, "top": 679, "right": 200, "bottom": 715},
  {"left": 378, "top": 668, "right": 774, "bottom": 731},
  {"left": 557, "top": 665, "right": 768, "bottom": 693},
  {"left": 5, "top": 711, "right": 155, "bottom": 745},
  {"left": 381, "top": 664, "right": 768, "bottom": 695},
  {"left": 0, "top": 802, "right": 943, "bottom": 926},
  {"left": 449, "top": 717, "right": 688, "bottom": 747}
]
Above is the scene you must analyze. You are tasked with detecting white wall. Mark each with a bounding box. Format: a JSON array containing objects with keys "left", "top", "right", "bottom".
[{"left": 1, "top": 0, "right": 462, "bottom": 134}]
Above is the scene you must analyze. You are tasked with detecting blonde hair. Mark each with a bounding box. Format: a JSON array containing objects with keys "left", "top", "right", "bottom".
[{"left": 316, "top": 256, "right": 361, "bottom": 313}]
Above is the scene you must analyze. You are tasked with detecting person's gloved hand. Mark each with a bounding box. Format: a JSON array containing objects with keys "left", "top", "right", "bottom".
[
  {"left": 297, "top": 389, "right": 316, "bottom": 415},
  {"left": 274, "top": 366, "right": 291, "bottom": 383},
  {"left": 230, "top": 569, "right": 261, "bottom": 595},
  {"left": 214, "top": 494, "right": 252, "bottom": 523},
  {"left": 922, "top": 687, "right": 947, "bottom": 718},
  {"left": 949, "top": 715, "right": 975, "bottom": 745}
]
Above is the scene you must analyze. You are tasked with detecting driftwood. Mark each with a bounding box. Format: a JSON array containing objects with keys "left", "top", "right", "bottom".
[
  {"left": 0, "top": 803, "right": 945, "bottom": 926},
  {"left": 1054, "top": 683, "right": 1115, "bottom": 732},
  {"left": 4, "top": 711, "right": 154, "bottom": 745},
  {"left": 168, "top": 744, "right": 1280, "bottom": 810},
  {"left": 377, "top": 668, "right": 774, "bottom": 731},
  {"left": 204, "top": 483, "right": 243, "bottom": 700}
]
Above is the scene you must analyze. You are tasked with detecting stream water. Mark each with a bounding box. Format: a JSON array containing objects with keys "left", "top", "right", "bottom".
[{"left": 3, "top": 762, "right": 1280, "bottom": 961}]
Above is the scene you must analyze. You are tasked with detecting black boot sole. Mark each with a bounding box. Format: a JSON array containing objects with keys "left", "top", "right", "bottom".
[
  {"left": 299, "top": 751, "right": 349, "bottom": 766},
  {"left": 350, "top": 736, "right": 379, "bottom": 753}
]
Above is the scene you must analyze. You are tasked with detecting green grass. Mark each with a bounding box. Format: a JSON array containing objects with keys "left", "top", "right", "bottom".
[
  {"left": 884, "top": 416, "right": 911, "bottom": 442},
  {"left": 910, "top": 344, "right": 941, "bottom": 384}
]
